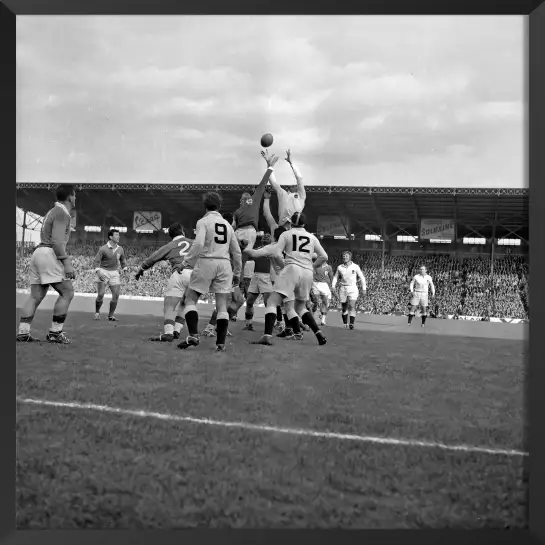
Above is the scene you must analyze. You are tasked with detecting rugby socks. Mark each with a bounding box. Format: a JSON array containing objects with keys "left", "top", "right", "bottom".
[
  {"left": 18, "top": 315, "right": 34, "bottom": 336},
  {"left": 108, "top": 300, "right": 118, "bottom": 318},
  {"left": 341, "top": 302, "right": 348, "bottom": 324},
  {"left": 421, "top": 315, "right": 427, "bottom": 325},
  {"left": 408, "top": 313, "right": 414, "bottom": 324},
  {"left": 349, "top": 314, "right": 356, "bottom": 326},
  {"left": 95, "top": 298, "right": 104, "bottom": 313},
  {"left": 184, "top": 310, "right": 199, "bottom": 337},
  {"left": 301, "top": 311, "right": 320, "bottom": 334},
  {"left": 216, "top": 312, "right": 229, "bottom": 345},
  {"left": 276, "top": 306, "right": 283, "bottom": 323},
  {"left": 49, "top": 314, "right": 67, "bottom": 335},
  {"left": 164, "top": 319, "right": 175, "bottom": 336},
  {"left": 245, "top": 306, "right": 254, "bottom": 324},
  {"left": 287, "top": 310, "right": 301, "bottom": 334},
  {"left": 264, "top": 312, "right": 276, "bottom": 336},
  {"left": 174, "top": 315, "right": 185, "bottom": 334}
]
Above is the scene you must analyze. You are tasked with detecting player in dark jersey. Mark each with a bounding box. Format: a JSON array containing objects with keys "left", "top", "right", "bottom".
[
  {"left": 17, "top": 184, "right": 76, "bottom": 344},
  {"left": 242, "top": 233, "right": 275, "bottom": 331},
  {"left": 135, "top": 222, "right": 194, "bottom": 342}
]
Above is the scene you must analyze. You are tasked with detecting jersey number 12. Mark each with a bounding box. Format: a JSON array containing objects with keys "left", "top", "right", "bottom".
[{"left": 292, "top": 234, "right": 311, "bottom": 253}]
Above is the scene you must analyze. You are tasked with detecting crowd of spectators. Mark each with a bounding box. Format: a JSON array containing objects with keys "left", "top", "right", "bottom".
[{"left": 15, "top": 244, "right": 529, "bottom": 320}]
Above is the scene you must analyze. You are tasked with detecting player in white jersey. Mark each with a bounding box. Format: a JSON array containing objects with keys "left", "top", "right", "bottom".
[
  {"left": 332, "top": 251, "right": 367, "bottom": 330},
  {"left": 244, "top": 212, "right": 327, "bottom": 346},
  {"left": 262, "top": 148, "right": 306, "bottom": 231},
  {"left": 177, "top": 192, "right": 242, "bottom": 352},
  {"left": 408, "top": 265, "right": 435, "bottom": 327}
]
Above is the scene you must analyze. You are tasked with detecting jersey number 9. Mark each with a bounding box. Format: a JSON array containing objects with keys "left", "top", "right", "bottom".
[{"left": 214, "top": 223, "right": 228, "bottom": 244}]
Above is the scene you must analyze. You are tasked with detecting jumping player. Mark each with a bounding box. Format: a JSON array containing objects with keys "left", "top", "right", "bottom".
[
  {"left": 332, "top": 251, "right": 366, "bottom": 330},
  {"left": 93, "top": 229, "right": 127, "bottom": 321},
  {"left": 17, "top": 184, "right": 76, "bottom": 344},
  {"left": 134, "top": 222, "right": 193, "bottom": 342},
  {"left": 178, "top": 192, "right": 242, "bottom": 352},
  {"left": 242, "top": 233, "right": 275, "bottom": 331},
  {"left": 244, "top": 212, "right": 327, "bottom": 347},
  {"left": 408, "top": 265, "right": 435, "bottom": 327},
  {"left": 312, "top": 257, "right": 334, "bottom": 326}
]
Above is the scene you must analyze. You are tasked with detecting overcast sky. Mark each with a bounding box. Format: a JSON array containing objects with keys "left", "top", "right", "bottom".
[{"left": 16, "top": 16, "right": 525, "bottom": 188}]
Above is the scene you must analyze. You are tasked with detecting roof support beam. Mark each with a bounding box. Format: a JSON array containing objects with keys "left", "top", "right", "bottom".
[{"left": 369, "top": 191, "right": 389, "bottom": 241}]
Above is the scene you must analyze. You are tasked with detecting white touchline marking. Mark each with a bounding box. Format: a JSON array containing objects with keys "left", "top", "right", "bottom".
[{"left": 17, "top": 397, "right": 528, "bottom": 458}]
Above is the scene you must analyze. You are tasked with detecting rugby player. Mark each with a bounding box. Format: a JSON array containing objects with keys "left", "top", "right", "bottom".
[
  {"left": 242, "top": 233, "right": 275, "bottom": 331},
  {"left": 93, "top": 229, "right": 127, "bottom": 321},
  {"left": 134, "top": 222, "right": 193, "bottom": 342},
  {"left": 244, "top": 212, "right": 327, "bottom": 346},
  {"left": 312, "top": 257, "right": 334, "bottom": 326},
  {"left": 17, "top": 184, "right": 76, "bottom": 343},
  {"left": 408, "top": 265, "right": 435, "bottom": 327},
  {"left": 331, "top": 251, "right": 366, "bottom": 330},
  {"left": 178, "top": 192, "right": 242, "bottom": 352}
]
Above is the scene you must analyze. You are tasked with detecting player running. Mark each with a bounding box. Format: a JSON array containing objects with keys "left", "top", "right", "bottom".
[
  {"left": 408, "top": 265, "right": 435, "bottom": 327},
  {"left": 332, "top": 251, "right": 366, "bottom": 330},
  {"left": 93, "top": 229, "right": 127, "bottom": 321},
  {"left": 17, "top": 184, "right": 77, "bottom": 344},
  {"left": 312, "top": 257, "right": 334, "bottom": 326},
  {"left": 177, "top": 192, "right": 242, "bottom": 352},
  {"left": 134, "top": 222, "right": 193, "bottom": 342},
  {"left": 244, "top": 212, "right": 327, "bottom": 347},
  {"left": 242, "top": 233, "right": 275, "bottom": 331}
]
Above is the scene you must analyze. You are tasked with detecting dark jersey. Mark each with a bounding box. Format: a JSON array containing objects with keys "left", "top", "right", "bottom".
[
  {"left": 38, "top": 203, "right": 72, "bottom": 259},
  {"left": 95, "top": 243, "right": 126, "bottom": 271},
  {"left": 233, "top": 168, "right": 273, "bottom": 229},
  {"left": 141, "top": 236, "right": 194, "bottom": 272},
  {"left": 253, "top": 254, "right": 271, "bottom": 274}
]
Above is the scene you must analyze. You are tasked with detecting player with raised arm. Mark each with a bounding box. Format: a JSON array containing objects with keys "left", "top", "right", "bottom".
[
  {"left": 244, "top": 212, "right": 327, "bottom": 347},
  {"left": 312, "top": 257, "right": 334, "bottom": 326},
  {"left": 17, "top": 184, "right": 77, "bottom": 344},
  {"left": 177, "top": 192, "right": 242, "bottom": 352},
  {"left": 93, "top": 229, "right": 127, "bottom": 321},
  {"left": 242, "top": 233, "right": 275, "bottom": 331},
  {"left": 408, "top": 265, "right": 435, "bottom": 327},
  {"left": 263, "top": 148, "right": 306, "bottom": 237},
  {"left": 134, "top": 222, "right": 193, "bottom": 342},
  {"left": 332, "top": 251, "right": 366, "bottom": 330}
]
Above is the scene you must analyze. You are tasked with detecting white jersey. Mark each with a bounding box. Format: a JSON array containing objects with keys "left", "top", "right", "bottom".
[
  {"left": 411, "top": 274, "right": 433, "bottom": 293},
  {"left": 251, "top": 226, "right": 327, "bottom": 273},
  {"left": 334, "top": 262, "right": 366, "bottom": 290},
  {"left": 184, "top": 210, "right": 242, "bottom": 277},
  {"left": 278, "top": 191, "right": 305, "bottom": 227}
]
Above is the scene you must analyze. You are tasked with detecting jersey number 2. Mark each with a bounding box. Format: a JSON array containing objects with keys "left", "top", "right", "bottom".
[
  {"left": 178, "top": 240, "right": 190, "bottom": 257},
  {"left": 292, "top": 234, "right": 310, "bottom": 253},
  {"left": 214, "top": 224, "right": 228, "bottom": 244}
]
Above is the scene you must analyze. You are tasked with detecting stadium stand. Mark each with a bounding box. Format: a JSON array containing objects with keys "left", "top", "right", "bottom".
[{"left": 16, "top": 183, "right": 528, "bottom": 321}]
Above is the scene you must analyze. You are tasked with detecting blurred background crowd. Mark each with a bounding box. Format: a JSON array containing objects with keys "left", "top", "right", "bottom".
[{"left": 16, "top": 244, "right": 529, "bottom": 320}]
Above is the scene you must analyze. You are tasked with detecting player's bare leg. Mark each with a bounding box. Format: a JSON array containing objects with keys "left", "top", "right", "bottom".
[
  {"left": 178, "top": 288, "right": 201, "bottom": 349},
  {"left": 408, "top": 305, "right": 417, "bottom": 326},
  {"left": 341, "top": 302, "right": 349, "bottom": 328},
  {"left": 46, "top": 280, "right": 75, "bottom": 344},
  {"left": 252, "top": 292, "right": 283, "bottom": 346},
  {"left": 320, "top": 295, "right": 330, "bottom": 326},
  {"left": 213, "top": 292, "right": 231, "bottom": 351},
  {"left": 296, "top": 299, "right": 327, "bottom": 346},
  {"left": 17, "top": 284, "right": 49, "bottom": 342},
  {"left": 108, "top": 284, "right": 121, "bottom": 321},
  {"left": 94, "top": 282, "right": 107, "bottom": 320},
  {"left": 348, "top": 299, "right": 357, "bottom": 330},
  {"left": 150, "top": 295, "right": 182, "bottom": 342}
]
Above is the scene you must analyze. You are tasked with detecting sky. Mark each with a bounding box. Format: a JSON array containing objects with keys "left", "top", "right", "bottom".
[{"left": 16, "top": 16, "right": 525, "bottom": 188}]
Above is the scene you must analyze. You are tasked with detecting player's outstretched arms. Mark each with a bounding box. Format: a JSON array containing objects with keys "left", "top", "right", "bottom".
[
  {"left": 262, "top": 150, "right": 285, "bottom": 197},
  {"left": 253, "top": 154, "right": 279, "bottom": 201},
  {"left": 263, "top": 195, "right": 279, "bottom": 235},
  {"left": 286, "top": 149, "right": 306, "bottom": 201}
]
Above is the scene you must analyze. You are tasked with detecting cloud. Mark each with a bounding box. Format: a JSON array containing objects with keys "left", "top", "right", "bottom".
[{"left": 16, "top": 15, "right": 524, "bottom": 188}]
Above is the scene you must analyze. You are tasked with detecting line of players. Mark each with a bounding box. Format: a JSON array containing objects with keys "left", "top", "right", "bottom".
[{"left": 16, "top": 155, "right": 435, "bottom": 345}]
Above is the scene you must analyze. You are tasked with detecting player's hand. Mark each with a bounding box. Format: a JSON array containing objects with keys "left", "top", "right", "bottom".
[
  {"left": 63, "top": 261, "right": 76, "bottom": 280},
  {"left": 135, "top": 269, "right": 144, "bottom": 281},
  {"left": 261, "top": 150, "right": 278, "bottom": 168},
  {"left": 285, "top": 148, "right": 292, "bottom": 164}
]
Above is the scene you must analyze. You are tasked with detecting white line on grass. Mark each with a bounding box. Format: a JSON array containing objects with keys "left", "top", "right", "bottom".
[{"left": 17, "top": 397, "right": 528, "bottom": 458}]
